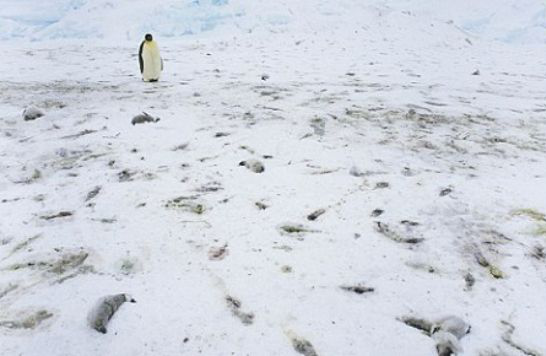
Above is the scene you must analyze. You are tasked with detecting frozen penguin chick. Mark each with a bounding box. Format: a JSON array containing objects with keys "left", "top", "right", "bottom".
[
  {"left": 432, "top": 316, "right": 471, "bottom": 356},
  {"left": 239, "top": 159, "right": 265, "bottom": 173},
  {"left": 88, "top": 293, "right": 136, "bottom": 334},
  {"left": 22, "top": 106, "right": 44, "bottom": 121},
  {"left": 131, "top": 112, "right": 160, "bottom": 125},
  {"left": 138, "top": 33, "right": 163, "bottom": 82}
]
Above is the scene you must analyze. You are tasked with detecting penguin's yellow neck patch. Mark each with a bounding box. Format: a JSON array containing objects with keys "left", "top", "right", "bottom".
[{"left": 144, "top": 40, "right": 158, "bottom": 50}]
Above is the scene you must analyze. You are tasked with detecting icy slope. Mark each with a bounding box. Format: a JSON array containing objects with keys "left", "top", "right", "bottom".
[
  {"left": 0, "top": 0, "right": 242, "bottom": 41},
  {"left": 381, "top": 0, "right": 546, "bottom": 44},
  {"left": 1, "top": 0, "right": 545, "bottom": 44}
]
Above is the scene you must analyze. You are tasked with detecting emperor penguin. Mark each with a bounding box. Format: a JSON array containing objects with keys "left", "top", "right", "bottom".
[{"left": 139, "top": 34, "right": 163, "bottom": 82}]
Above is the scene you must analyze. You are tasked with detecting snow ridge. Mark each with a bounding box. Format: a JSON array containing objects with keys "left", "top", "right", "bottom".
[{"left": 0, "top": 0, "right": 545, "bottom": 45}]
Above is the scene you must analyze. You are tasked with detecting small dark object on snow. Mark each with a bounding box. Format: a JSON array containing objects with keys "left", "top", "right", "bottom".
[
  {"left": 118, "top": 169, "right": 136, "bottom": 182},
  {"left": 404, "top": 237, "right": 424, "bottom": 244},
  {"left": 239, "top": 159, "right": 265, "bottom": 173},
  {"left": 472, "top": 70, "right": 480, "bottom": 76},
  {"left": 439, "top": 188, "right": 452, "bottom": 197},
  {"left": 530, "top": 245, "right": 544, "bottom": 260},
  {"left": 255, "top": 202, "right": 268, "bottom": 210},
  {"left": 214, "top": 132, "right": 230, "bottom": 138},
  {"left": 371, "top": 209, "right": 384, "bottom": 217},
  {"left": 261, "top": 74, "right": 270, "bottom": 81},
  {"left": 291, "top": 336, "right": 318, "bottom": 356},
  {"left": 375, "top": 182, "right": 390, "bottom": 189},
  {"left": 22, "top": 106, "right": 44, "bottom": 121},
  {"left": 307, "top": 209, "right": 326, "bottom": 221},
  {"left": 474, "top": 251, "right": 490, "bottom": 267},
  {"left": 40, "top": 211, "right": 73, "bottom": 220},
  {"left": 374, "top": 221, "right": 424, "bottom": 244},
  {"left": 226, "top": 296, "right": 254, "bottom": 325},
  {"left": 340, "top": 285, "right": 375, "bottom": 294},
  {"left": 464, "top": 273, "right": 475, "bottom": 289},
  {"left": 279, "top": 224, "right": 311, "bottom": 234},
  {"left": 172, "top": 143, "right": 189, "bottom": 151},
  {"left": 131, "top": 112, "right": 160, "bottom": 125},
  {"left": 88, "top": 293, "right": 136, "bottom": 334},
  {"left": 85, "top": 186, "right": 101, "bottom": 202},
  {"left": 349, "top": 166, "right": 366, "bottom": 177},
  {"left": 196, "top": 182, "right": 223, "bottom": 193},
  {"left": 208, "top": 244, "right": 228, "bottom": 261},
  {"left": 401, "top": 220, "right": 420, "bottom": 226}
]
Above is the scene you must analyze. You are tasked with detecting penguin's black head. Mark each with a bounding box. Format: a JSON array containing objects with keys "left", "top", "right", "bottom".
[{"left": 145, "top": 33, "right": 153, "bottom": 42}]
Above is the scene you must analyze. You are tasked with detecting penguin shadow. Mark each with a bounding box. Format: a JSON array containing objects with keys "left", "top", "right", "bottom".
[{"left": 139, "top": 81, "right": 176, "bottom": 94}]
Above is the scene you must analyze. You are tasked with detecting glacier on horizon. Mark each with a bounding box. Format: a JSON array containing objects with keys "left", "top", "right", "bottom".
[{"left": 0, "top": 0, "right": 544, "bottom": 45}]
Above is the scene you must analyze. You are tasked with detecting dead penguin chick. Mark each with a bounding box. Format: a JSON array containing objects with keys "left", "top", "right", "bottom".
[
  {"left": 432, "top": 316, "right": 471, "bottom": 355},
  {"left": 433, "top": 316, "right": 471, "bottom": 340},
  {"left": 22, "top": 106, "right": 45, "bottom": 121},
  {"left": 401, "top": 315, "right": 470, "bottom": 355},
  {"left": 131, "top": 112, "right": 160, "bottom": 126},
  {"left": 88, "top": 293, "right": 136, "bottom": 334},
  {"left": 239, "top": 159, "right": 265, "bottom": 173},
  {"left": 434, "top": 331, "right": 462, "bottom": 356}
]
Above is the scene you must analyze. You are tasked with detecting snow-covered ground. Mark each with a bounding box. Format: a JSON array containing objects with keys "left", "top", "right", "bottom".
[{"left": 1, "top": 1, "right": 546, "bottom": 355}]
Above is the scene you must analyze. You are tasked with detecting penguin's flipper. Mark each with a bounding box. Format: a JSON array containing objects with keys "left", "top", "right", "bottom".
[{"left": 138, "top": 41, "right": 144, "bottom": 74}]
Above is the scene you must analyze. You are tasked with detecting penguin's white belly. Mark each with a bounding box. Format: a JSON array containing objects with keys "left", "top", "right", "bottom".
[{"left": 142, "top": 45, "right": 161, "bottom": 81}]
